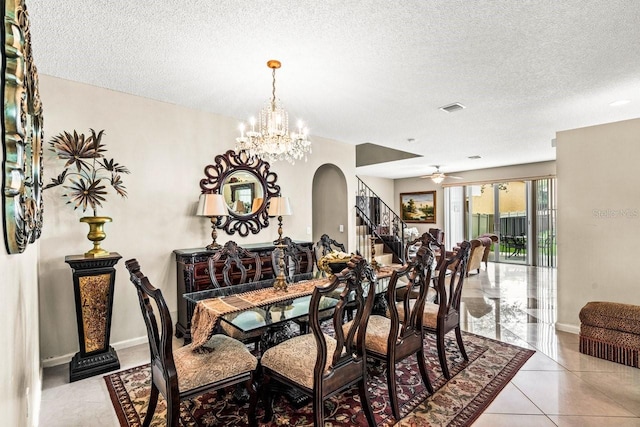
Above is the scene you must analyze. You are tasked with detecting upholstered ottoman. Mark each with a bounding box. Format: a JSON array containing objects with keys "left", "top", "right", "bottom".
[{"left": 579, "top": 301, "right": 640, "bottom": 368}]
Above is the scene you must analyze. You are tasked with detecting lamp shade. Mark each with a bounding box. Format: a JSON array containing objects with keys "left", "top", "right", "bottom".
[
  {"left": 268, "top": 196, "right": 292, "bottom": 216},
  {"left": 197, "top": 193, "right": 228, "bottom": 217}
]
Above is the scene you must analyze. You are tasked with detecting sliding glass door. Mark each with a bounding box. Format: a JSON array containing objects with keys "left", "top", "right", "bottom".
[
  {"left": 446, "top": 178, "right": 556, "bottom": 267},
  {"left": 465, "top": 181, "right": 529, "bottom": 264}
]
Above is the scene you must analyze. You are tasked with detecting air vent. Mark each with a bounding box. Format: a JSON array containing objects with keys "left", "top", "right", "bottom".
[
  {"left": 468, "top": 155, "right": 481, "bottom": 159},
  {"left": 439, "top": 102, "right": 466, "bottom": 113}
]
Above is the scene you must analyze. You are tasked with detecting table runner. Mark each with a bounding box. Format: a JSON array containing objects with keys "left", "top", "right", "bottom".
[{"left": 189, "top": 265, "right": 400, "bottom": 350}]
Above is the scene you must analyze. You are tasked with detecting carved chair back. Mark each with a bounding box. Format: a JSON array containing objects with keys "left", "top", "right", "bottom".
[
  {"left": 433, "top": 240, "right": 471, "bottom": 331},
  {"left": 405, "top": 231, "right": 444, "bottom": 270},
  {"left": 207, "top": 241, "right": 262, "bottom": 288}
]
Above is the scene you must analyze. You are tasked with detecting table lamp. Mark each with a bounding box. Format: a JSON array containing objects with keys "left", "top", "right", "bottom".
[
  {"left": 268, "top": 196, "right": 292, "bottom": 245},
  {"left": 197, "top": 193, "right": 228, "bottom": 250},
  {"left": 268, "top": 196, "right": 292, "bottom": 291}
]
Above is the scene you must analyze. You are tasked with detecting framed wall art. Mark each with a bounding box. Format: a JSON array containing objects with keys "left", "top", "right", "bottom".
[
  {"left": 400, "top": 191, "right": 436, "bottom": 223},
  {"left": 2, "top": 0, "right": 44, "bottom": 254}
]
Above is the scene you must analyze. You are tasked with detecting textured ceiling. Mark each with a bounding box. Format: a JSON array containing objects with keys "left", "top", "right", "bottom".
[{"left": 27, "top": 1, "right": 640, "bottom": 179}]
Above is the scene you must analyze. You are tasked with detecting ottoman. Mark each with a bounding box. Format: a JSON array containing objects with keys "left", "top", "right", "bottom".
[{"left": 579, "top": 301, "right": 640, "bottom": 368}]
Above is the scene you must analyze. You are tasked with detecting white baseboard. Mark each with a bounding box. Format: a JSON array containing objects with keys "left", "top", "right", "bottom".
[
  {"left": 41, "top": 336, "right": 148, "bottom": 368},
  {"left": 555, "top": 322, "right": 580, "bottom": 335}
]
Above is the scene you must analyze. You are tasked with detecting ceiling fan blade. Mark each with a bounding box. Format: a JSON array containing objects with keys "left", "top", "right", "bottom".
[{"left": 449, "top": 175, "right": 463, "bottom": 179}]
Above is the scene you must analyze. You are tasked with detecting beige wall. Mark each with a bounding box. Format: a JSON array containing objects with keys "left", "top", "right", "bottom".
[
  {"left": 37, "top": 75, "right": 356, "bottom": 364},
  {"left": 0, "top": 201, "right": 41, "bottom": 424},
  {"left": 556, "top": 118, "right": 640, "bottom": 332}
]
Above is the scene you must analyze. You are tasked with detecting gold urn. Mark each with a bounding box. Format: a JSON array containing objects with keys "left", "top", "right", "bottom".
[{"left": 80, "top": 216, "right": 112, "bottom": 258}]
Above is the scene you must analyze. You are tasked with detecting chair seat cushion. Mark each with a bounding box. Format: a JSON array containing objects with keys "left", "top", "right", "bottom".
[
  {"left": 174, "top": 334, "right": 257, "bottom": 393},
  {"left": 261, "top": 333, "right": 336, "bottom": 390},
  {"left": 343, "top": 315, "right": 397, "bottom": 355},
  {"left": 396, "top": 300, "right": 438, "bottom": 329}
]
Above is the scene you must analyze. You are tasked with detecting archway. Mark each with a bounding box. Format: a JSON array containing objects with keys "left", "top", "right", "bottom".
[{"left": 312, "top": 164, "right": 348, "bottom": 248}]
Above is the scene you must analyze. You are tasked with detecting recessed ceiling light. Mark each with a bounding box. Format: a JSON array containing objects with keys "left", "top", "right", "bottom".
[
  {"left": 609, "top": 99, "right": 631, "bottom": 107},
  {"left": 439, "top": 102, "right": 466, "bottom": 113},
  {"left": 468, "top": 155, "right": 481, "bottom": 159}
]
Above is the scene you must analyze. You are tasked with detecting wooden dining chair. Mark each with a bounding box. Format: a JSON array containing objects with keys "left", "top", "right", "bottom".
[
  {"left": 419, "top": 241, "right": 471, "bottom": 379},
  {"left": 125, "top": 259, "right": 259, "bottom": 427},
  {"left": 348, "top": 245, "right": 436, "bottom": 420},
  {"left": 259, "top": 255, "right": 377, "bottom": 427}
]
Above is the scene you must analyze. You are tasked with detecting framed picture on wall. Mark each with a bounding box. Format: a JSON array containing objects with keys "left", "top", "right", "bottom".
[{"left": 400, "top": 191, "right": 436, "bottom": 223}]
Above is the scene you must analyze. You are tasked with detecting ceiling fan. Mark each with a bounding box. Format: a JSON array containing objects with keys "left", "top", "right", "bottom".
[{"left": 421, "top": 165, "right": 463, "bottom": 183}]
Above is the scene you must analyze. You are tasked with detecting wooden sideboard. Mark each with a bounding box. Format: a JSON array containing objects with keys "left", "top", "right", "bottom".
[{"left": 174, "top": 241, "right": 313, "bottom": 342}]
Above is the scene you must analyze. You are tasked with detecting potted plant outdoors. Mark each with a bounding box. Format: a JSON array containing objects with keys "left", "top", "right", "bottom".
[{"left": 45, "top": 129, "right": 130, "bottom": 257}]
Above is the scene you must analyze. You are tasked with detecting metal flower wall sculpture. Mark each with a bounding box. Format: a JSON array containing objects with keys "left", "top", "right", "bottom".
[{"left": 45, "top": 129, "right": 130, "bottom": 215}]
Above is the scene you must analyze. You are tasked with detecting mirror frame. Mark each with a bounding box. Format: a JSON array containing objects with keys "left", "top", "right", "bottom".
[
  {"left": 200, "top": 150, "right": 280, "bottom": 237},
  {"left": 2, "top": 0, "right": 44, "bottom": 254}
]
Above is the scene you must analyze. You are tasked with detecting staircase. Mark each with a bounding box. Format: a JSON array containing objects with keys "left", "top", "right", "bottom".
[
  {"left": 355, "top": 178, "right": 408, "bottom": 265},
  {"left": 356, "top": 216, "right": 396, "bottom": 266}
]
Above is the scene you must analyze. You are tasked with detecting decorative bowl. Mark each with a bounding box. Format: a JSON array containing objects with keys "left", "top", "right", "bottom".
[{"left": 318, "top": 251, "right": 352, "bottom": 276}]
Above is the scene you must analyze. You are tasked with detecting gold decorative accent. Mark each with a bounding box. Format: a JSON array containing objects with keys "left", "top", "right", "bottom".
[
  {"left": 370, "top": 236, "right": 380, "bottom": 271},
  {"left": 80, "top": 216, "right": 112, "bottom": 257},
  {"left": 272, "top": 244, "right": 288, "bottom": 292},
  {"left": 2, "top": 0, "right": 44, "bottom": 254},
  {"left": 318, "top": 251, "right": 352, "bottom": 277},
  {"left": 78, "top": 273, "right": 111, "bottom": 353}
]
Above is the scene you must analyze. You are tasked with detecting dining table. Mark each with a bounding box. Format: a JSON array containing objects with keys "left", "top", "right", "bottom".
[{"left": 185, "top": 265, "right": 401, "bottom": 352}]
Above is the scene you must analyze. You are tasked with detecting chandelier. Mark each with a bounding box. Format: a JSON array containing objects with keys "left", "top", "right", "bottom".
[{"left": 235, "top": 60, "right": 311, "bottom": 164}]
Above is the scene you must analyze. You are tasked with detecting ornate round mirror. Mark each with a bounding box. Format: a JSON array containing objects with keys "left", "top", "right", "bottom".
[{"left": 200, "top": 150, "right": 279, "bottom": 237}]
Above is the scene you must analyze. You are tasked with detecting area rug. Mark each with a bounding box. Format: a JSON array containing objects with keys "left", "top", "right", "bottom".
[{"left": 104, "top": 331, "right": 534, "bottom": 426}]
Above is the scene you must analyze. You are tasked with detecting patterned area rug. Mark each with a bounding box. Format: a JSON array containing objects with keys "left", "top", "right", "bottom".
[{"left": 104, "top": 331, "right": 533, "bottom": 426}]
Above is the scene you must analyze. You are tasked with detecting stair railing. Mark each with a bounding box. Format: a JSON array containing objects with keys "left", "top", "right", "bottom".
[{"left": 355, "top": 177, "right": 408, "bottom": 264}]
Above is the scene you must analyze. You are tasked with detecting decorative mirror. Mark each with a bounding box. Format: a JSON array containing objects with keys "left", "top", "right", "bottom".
[
  {"left": 200, "top": 150, "right": 279, "bottom": 237},
  {"left": 2, "top": 0, "right": 44, "bottom": 254}
]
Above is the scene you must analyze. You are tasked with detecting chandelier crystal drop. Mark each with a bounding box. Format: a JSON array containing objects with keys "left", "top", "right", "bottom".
[{"left": 235, "top": 60, "right": 311, "bottom": 164}]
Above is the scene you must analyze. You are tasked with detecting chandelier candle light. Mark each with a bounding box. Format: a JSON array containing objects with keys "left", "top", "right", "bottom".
[{"left": 236, "top": 60, "right": 311, "bottom": 164}]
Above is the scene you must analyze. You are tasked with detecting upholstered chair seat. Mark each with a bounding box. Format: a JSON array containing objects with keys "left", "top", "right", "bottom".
[
  {"left": 174, "top": 334, "right": 257, "bottom": 392},
  {"left": 342, "top": 315, "right": 399, "bottom": 355},
  {"left": 261, "top": 332, "right": 338, "bottom": 389},
  {"left": 396, "top": 300, "right": 439, "bottom": 330}
]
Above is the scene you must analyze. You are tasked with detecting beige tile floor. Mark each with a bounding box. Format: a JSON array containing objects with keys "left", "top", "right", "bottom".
[{"left": 38, "top": 263, "right": 640, "bottom": 426}]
